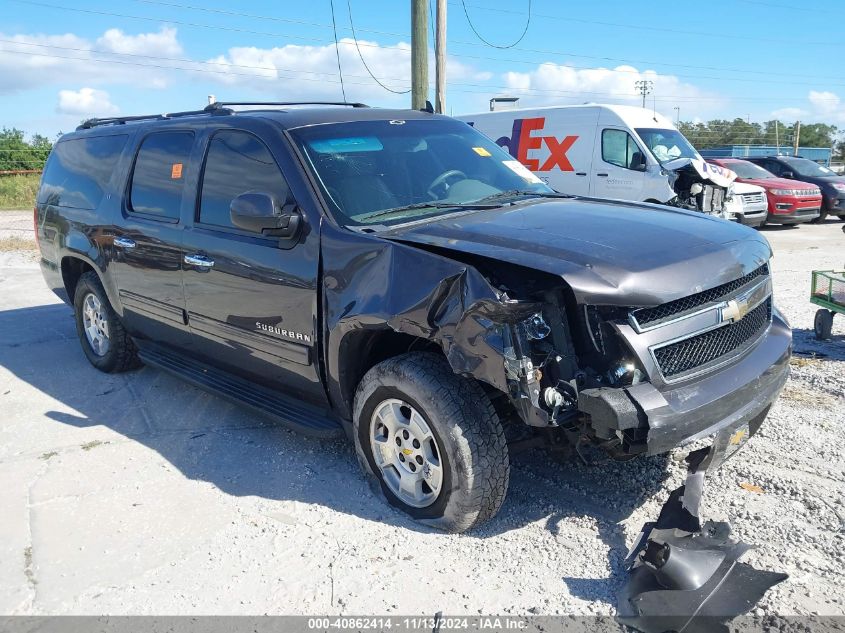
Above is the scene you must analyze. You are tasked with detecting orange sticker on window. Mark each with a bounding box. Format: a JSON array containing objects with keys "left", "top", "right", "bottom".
[{"left": 170, "top": 163, "right": 183, "bottom": 179}]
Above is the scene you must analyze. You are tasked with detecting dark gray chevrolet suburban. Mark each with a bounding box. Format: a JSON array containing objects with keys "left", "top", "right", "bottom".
[{"left": 35, "top": 102, "right": 791, "bottom": 533}]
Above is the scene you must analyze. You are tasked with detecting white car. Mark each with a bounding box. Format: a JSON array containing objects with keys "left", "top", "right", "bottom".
[{"left": 724, "top": 181, "right": 768, "bottom": 227}]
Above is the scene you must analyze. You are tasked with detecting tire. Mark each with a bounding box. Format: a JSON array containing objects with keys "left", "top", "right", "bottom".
[
  {"left": 353, "top": 352, "right": 509, "bottom": 533},
  {"left": 73, "top": 271, "right": 141, "bottom": 372},
  {"left": 814, "top": 309, "right": 834, "bottom": 341}
]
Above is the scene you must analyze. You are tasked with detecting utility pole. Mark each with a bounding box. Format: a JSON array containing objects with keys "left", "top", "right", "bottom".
[
  {"left": 793, "top": 120, "right": 801, "bottom": 156},
  {"left": 673, "top": 106, "right": 680, "bottom": 126},
  {"left": 411, "top": 0, "right": 429, "bottom": 110},
  {"left": 635, "top": 80, "right": 653, "bottom": 108},
  {"left": 775, "top": 120, "right": 780, "bottom": 154},
  {"left": 434, "top": 0, "right": 446, "bottom": 113}
]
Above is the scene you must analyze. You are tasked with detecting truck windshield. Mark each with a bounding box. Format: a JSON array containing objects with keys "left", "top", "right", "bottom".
[
  {"left": 781, "top": 157, "right": 837, "bottom": 178},
  {"left": 289, "top": 118, "right": 553, "bottom": 227},
  {"left": 635, "top": 128, "right": 699, "bottom": 164}
]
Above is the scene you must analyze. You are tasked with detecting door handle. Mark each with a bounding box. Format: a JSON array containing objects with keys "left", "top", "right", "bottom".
[
  {"left": 597, "top": 173, "right": 609, "bottom": 177},
  {"left": 114, "top": 237, "right": 136, "bottom": 248},
  {"left": 184, "top": 254, "right": 215, "bottom": 268},
  {"left": 576, "top": 172, "right": 587, "bottom": 176}
]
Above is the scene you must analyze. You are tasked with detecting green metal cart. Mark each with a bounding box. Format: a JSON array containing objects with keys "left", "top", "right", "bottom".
[{"left": 811, "top": 269, "right": 845, "bottom": 340}]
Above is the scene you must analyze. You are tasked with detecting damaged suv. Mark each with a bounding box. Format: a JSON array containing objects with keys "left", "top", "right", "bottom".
[{"left": 36, "top": 102, "right": 791, "bottom": 533}]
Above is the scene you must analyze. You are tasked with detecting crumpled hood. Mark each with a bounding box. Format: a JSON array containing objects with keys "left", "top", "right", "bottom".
[
  {"left": 382, "top": 198, "right": 772, "bottom": 307},
  {"left": 664, "top": 157, "right": 737, "bottom": 188}
]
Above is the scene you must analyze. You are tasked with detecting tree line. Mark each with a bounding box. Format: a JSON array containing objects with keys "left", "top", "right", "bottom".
[
  {"left": 678, "top": 118, "right": 843, "bottom": 160},
  {"left": 0, "top": 128, "right": 53, "bottom": 172}
]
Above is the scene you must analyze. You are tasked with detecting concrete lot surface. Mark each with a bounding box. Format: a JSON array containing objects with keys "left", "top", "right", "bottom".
[{"left": 0, "top": 214, "right": 843, "bottom": 616}]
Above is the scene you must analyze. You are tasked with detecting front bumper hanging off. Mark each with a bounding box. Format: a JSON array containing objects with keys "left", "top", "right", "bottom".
[{"left": 617, "top": 447, "right": 788, "bottom": 633}]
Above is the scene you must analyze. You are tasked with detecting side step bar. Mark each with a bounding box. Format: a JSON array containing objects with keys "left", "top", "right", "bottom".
[{"left": 138, "top": 346, "right": 343, "bottom": 439}]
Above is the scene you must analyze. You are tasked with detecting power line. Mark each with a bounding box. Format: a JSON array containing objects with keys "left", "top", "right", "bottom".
[
  {"left": 447, "top": 1, "right": 843, "bottom": 47},
  {"left": 327, "top": 0, "right": 347, "bottom": 100},
  {"left": 6, "top": 34, "right": 845, "bottom": 91},
  {"left": 7, "top": 0, "right": 845, "bottom": 85},
  {"left": 461, "top": 0, "right": 530, "bottom": 49},
  {"left": 347, "top": 0, "right": 409, "bottom": 94},
  {"left": 119, "top": 0, "right": 845, "bottom": 81},
  {"left": 5, "top": 46, "right": 844, "bottom": 105}
]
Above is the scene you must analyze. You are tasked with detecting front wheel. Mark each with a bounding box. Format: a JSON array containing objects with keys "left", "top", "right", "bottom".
[{"left": 353, "top": 352, "right": 509, "bottom": 533}]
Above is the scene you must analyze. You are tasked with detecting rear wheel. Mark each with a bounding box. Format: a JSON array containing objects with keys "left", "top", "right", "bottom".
[
  {"left": 73, "top": 271, "right": 141, "bottom": 372},
  {"left": 353, "top": 352, "right": 509, "bottom": 533},
  {"left": 814, "top": 309, "right": 834, "bottom": 340}
]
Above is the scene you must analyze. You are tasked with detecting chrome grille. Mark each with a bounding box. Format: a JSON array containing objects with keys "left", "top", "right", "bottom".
[
  {"left": 632, "top": 263, "right": 769, "bottom": 328},
  {"left": 741, "top": 192, "right": 765, "bottom": 205},
  {"left": 653, "top": 298, "right": 772, "bottom": 378}
]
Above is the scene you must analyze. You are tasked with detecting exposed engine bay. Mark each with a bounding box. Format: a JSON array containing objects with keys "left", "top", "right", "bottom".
[{"left": 664, "top": 157, "right": 738, "bottom": 216}]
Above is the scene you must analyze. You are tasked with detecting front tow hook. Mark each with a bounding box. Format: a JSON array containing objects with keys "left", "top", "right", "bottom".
[{"left": 617, "top": 446, "right": 788, "bottom": 633}]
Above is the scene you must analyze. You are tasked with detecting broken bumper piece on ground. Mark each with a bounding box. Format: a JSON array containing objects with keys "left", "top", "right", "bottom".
[{"left": 617, "top": 447, "right": 788, "bottom": 633}]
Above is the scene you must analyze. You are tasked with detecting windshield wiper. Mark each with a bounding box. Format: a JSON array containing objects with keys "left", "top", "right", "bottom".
[
  {"left": 473, "top": 189, "right": 573, "bottom": 204},
  {"left": 355, "top": 201, "right": 501, "bottom": 222}
]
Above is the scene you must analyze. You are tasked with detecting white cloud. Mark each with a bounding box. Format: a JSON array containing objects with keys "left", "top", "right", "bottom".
[
  {"left": 95, "top": 26, "right": 182, "bottom": 57},
  {"left": 0, "top": 27, "right": 181, "bottom": 94},
  {"left": 808, "top": 90, "right": 840, "bottom": 115},
  {"left": 771, "top": 91, "right": 845, "bottom": 125},
  {"left": 57, "top": 87, "right": 118, "bottom": 116},
  {"left": 203, "top": 38, "right": 412, "bottom": 104},
  {"left": 500, "top": 62, "right": 723, "bottom": 118},
  {"left": 202, "top": 38, "right": 490, "bottom": 105}
]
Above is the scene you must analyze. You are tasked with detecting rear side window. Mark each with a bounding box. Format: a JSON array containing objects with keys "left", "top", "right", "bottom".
[
  {"left": 198, "top": 130, "right": 290, "bottom": 230},
  {"left": 602, "top": 129, "right": 639, "bottom": 169},
  {"left": 129, "top": 131, "right": 194, "bottom": 219},
  {"left": 38, "top": 135, "right": 128, "bottom": 209}
]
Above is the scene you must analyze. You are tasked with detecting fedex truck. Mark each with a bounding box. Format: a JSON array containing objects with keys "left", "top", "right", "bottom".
[{"left": 457, "top": 104, "right": 735, "bottom": 215}]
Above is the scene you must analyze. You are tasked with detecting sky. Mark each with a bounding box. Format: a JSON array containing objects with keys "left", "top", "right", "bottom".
[{"left": 1, "top": 0, "right": 844, "bottom": 139}]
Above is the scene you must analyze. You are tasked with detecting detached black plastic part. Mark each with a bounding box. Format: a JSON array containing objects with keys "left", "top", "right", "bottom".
[{"left": 617, "top": 448, "right": 788, "bottom": 633}]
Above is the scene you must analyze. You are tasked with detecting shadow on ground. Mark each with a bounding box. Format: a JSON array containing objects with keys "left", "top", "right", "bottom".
[{"left": 0, "top": 301, "right": 672, "bottom": 606}]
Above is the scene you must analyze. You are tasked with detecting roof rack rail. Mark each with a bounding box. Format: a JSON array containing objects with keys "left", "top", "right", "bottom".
[
  {"left": 204, "top": 101, "right": 369, "bottom": 110},
  {"left": 76, "top": 101, "right": 369, "bottom": 130},
  {"left": 78, "top": 106, "right": 234, "bottom": 130}
]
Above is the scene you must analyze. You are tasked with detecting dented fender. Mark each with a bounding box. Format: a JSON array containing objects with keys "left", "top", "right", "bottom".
[{"left": 320, "top": 223, "right": 546, "bottom": 423}]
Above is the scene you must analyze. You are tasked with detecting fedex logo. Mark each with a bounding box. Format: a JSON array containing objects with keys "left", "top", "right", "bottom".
[{"left": 496, "top": 117, "right": 578, "bottom": 172}]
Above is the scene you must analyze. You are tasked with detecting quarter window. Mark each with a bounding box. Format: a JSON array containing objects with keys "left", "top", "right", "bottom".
[
  {"left": 38, "top": 135, "right": 128, "bottom": 209},
  {"left": 129, "top": 131, "right": 194, "bottom": 219},
  {"left": 601, "top": 129, "right": 641, "bottom": 170},
  {"left": 199, "top": 130, "right": 290, "bottom": 230}
]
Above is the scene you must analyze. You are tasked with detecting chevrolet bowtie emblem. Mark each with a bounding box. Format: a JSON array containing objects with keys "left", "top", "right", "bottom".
[{"left": 721, "top": 297, "right": 751, "bottom": 323}]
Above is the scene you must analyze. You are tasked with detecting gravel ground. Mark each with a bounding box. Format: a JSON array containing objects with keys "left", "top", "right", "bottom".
[{"left": 0, "top": 211, "right": 843, "bottom": 617}]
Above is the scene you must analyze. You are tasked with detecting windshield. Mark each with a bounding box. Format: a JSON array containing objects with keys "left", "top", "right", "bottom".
[
  {"left": 290, "top": 118, "right": 553, "bottom": 227},
  {"left": 721, "top": 160, "right": 775, "bottom": 179},
  {"left": 635, "top": 128, "right": 699, "bottom": 163},
  {"left": 782, "top": 157, "right": 837, "bottom": 178}
]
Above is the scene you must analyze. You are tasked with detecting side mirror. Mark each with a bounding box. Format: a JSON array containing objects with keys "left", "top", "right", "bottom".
[
  {"left": 631, "top": 151, "right": 647, "bottom": 171},
  {"left": 230, "top": 191, "right": 301, "bottom": 238},
  {"left": 782, "top": 171, "right": 795, "bottom": 179}
]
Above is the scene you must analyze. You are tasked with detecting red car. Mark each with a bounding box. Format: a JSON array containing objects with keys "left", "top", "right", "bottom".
[{"left": 708, "top": 158, "right": 822, "bottom": 225}]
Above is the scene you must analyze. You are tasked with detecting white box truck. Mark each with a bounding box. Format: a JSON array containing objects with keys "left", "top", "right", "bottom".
[{"left": 457, "top": 104, "right": 736, "bottom": 215}]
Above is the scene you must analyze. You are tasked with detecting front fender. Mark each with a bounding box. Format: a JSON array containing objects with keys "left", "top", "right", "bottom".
[{"left": 321, "top": 225, "right": 544, "bottom": 424}]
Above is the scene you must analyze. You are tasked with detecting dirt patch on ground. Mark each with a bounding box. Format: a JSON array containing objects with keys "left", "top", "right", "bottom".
[
  {"left": 0, "top": 236, "right": 36, "bottom": 252},
  {"left": 780, "top": 381, "right": 840, "bottom": 409}
]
